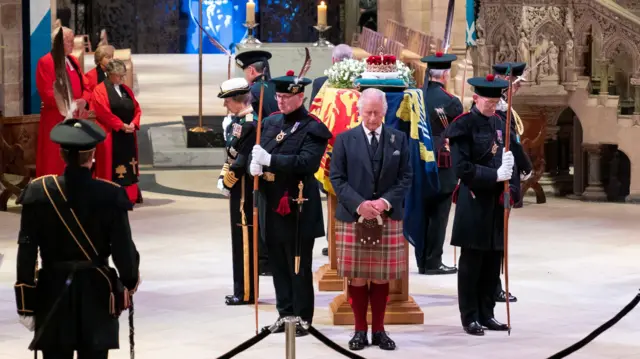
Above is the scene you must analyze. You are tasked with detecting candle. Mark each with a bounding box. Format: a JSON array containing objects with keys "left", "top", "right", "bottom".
[
  {"left": 246, "top": 0, "right": 255, "bottom": 24},
  {"left": 318, "top": 1, "right": 327, "bottom": 26}
]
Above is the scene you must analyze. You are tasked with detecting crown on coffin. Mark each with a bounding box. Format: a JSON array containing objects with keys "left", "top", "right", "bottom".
[{"left": 365, "top": 54, "right": 398, "bottom": 73}]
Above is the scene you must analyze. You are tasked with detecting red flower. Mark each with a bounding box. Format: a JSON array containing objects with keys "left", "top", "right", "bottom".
[
  {"left": 486, "top": 74, "right": 495, "bottom": 81},
  {"left": 436, "top": 51, "right": 444, "bottom": 57},
  {"left": 286, "top": 70, "right": 295, "bottom": 76}
]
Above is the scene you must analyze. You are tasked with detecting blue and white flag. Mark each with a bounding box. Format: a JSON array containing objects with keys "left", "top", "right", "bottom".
[{"left": 466, "top": 0, "right": 477, "bottom": 47}]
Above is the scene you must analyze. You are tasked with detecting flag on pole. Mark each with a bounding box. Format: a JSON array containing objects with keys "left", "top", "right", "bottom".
[{"left": 466, "top": 0, "right": 477, "bottom": 47}]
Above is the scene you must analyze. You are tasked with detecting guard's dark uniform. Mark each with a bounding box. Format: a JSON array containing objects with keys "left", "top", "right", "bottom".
[
  {"left": 445, "top": 75, "right": 516, "bottom": 336},
  {"left": 235, "top": 50, "right": 279, "bottom": 117},
  {"left": 218, "top": 81, "right": 258, "bottom": 305},
  {"left": 251, "top": 74, "right": 331, "bottom": 335},
  {"left": 14, "top": 119, "right": 140, "bottom": 359},
  {"left": 417, "top": 52, "right": 463, "bottom": 274}
]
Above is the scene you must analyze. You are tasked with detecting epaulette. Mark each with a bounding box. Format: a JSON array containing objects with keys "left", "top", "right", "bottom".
[
  {"left": 29, "top": 174, "right": 56, "bottom": 183},
  {"left": 95, "top": 178, "right": 122, "bottom": 187},
  {"left": 451, "top": 111, "right": 470, "bottom": 123},
  {"left": 439, "top": 87, "right": 454, "bottom": 98},
  {"left": 309, "top": 113, "right": 322, "bottom": 123}
]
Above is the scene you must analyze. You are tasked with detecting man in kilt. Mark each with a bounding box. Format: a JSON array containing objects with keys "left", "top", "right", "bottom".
[
  {"left": 445, "top": 75, "right": 516, "bottom": 336},
  {"left": 330, "top": 88, "right": 412, "bottom": 351}
]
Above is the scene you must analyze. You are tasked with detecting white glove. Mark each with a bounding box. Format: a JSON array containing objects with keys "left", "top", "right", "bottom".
[
  {"left": 250, "top": 161, "right": 263, "bottom": 176},
  {"left": 252, "top": 145, "right": 272, "bottom": 166},
  {"left": 222, "top": 115, "right": 233, "bottom": 132},
  {"left": 497, "top": 151, "right": 514, "bottom": 182},
  {"left": 217, "top": 178, "right": 230, "bottom": 197},
  {"left": 19, "top": 315, "right": 35, "bottom": 332},
  {"left": 520, "top": 171, "right": 532, "bottom": 181}
]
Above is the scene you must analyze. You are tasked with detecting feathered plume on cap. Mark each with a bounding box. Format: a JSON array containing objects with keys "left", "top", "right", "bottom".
[
  {"left": 294, "top": 48, "right": 311, "bottom": 85},
  {"left": 51, "top": 27, "right": 77, "bottom": 119}
]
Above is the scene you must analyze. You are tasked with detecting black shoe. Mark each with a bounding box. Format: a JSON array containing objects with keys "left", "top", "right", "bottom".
[
  {"left": 322, "top": 247, "right": 328, "bottom": 256},
  {"left": 225, "top": 294, "right": 234, "bottom": 300},
  {"left": 225, "top": 295, "right": 254, "bottom": 306},
  {"left": 263, "top": 320, "right": 285, "bottom": 333},
  {"left": 418, "top": 267, "right": 426, "bottom": 274},
  {"left": 463, "top": 321, "right": 485, "bottom": 336},
  {"left": 348, "top": 331, "right": 368, "bottom": 351},
  {"left": 481, "top": 318, "right": 509, "bottom": 331},
  {"left": 424, "top": 264, "right": 457, "bottom": 275},
  {"left": 371, "top": 331, "right": 396, "bottom": 350},
  {"left": 496, "top": 290, "right": 517, "bottom": 302},
  {"left": 295, "top": 324, "right": 309, "bottom": 337}
]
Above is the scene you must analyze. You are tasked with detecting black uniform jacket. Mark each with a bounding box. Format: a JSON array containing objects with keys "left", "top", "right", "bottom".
[
  {"left": 423, "top": 81, "right": 463, "bottom": 194},
  {"left": 14, "top": 167, "right": 140, "bottom": 351},
  {"left": 445, "top": 107, "right": 519, "bottom": 251},
  {"left": 222, "top": 112, "right": 257, "bottom": 190},
  {"left": 251, "top": 106, "right": 332, "bottom": 243},
  {"left": 250, "top": 75, "right": 279, "bottom": 117}
]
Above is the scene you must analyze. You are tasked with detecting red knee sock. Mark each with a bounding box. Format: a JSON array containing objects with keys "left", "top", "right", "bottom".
[
  {"left": 348, "top": 284, "right": 369, "bottom": 331},
  {"left": 369, "top": 282, "right": 389, "bottom": 332}
]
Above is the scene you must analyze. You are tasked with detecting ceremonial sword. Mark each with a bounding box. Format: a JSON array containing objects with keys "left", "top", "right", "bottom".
[{"left": 291, "top": 181, "right": 308, "bottom": 274}]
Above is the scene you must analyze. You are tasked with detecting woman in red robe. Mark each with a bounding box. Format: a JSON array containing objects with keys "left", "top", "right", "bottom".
[
  {"left": 86, "top": 45, "right": 115, "bottom": 91},
  {"left": 91, "top": 59, "right": 142, "bottom": 204},
  {"left": 35, "top": 26, "right": 92, "bottom": 177}
]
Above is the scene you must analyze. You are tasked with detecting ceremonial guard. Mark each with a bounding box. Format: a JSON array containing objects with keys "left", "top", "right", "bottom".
[
  {"left": 416, "top": 51, "right": 463, "bottom": 275},
  {"left": 14, "top": 119, "right": 140, "bottom": 358},
  {"left": 250, "top": 69, "right": 332, "bottom": 336},
  {"left": 492, "top": 62, "right": 533, "bottom": 303},
  {"left": 330, "top": 88, "right": 412, "bottom": 351},
  {"left": 216, "top": 78, "right": 257, "bottom": 305},
  {"left": 445, "top": 74, "right": 516, "bottom": 336},
  {"left": 235, "top": 50, "right": 279, "bottom": 117}
]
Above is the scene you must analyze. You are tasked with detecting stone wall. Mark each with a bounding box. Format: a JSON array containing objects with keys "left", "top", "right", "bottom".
[
  {"left": 0, "top": 0, "right": 22, "bottom": 116},
  {"left": 378, "top": 0, "right": 432, "bottom": 35}
]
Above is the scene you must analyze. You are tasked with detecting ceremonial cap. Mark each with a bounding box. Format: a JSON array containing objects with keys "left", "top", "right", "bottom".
[
  {"left": 50, "top": 118, "right": 106, "bottom": 151},
  {"left": 218, "top": 77, "right": 251, "bottom": 98},
  {"left": 421, "top": 51, "right": 457, "bottom": 70},
  {"left": 493, "top": 62, "right": 527, "bottom": 77},
  {"left": 271, "top": 70, "right": 312, "bottom": 94},
  {"left": 468, "top": 74, "right": 509, "bottom": 99},
  {"left": 235, "top": 50, "right": 272, "bottom": 69}
]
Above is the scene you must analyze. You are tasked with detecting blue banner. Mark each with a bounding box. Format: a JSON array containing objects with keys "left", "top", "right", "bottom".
[
  {"left": 383, "top": 89, "right": 440, "bottom": 249},
  {"left": 466, "top": 0, "right": 477, "bottom": 47}
]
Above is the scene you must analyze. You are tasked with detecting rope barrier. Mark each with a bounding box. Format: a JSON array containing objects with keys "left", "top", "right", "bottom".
[
  {"left": 216, "top": 327, "right": 273, "bottom": 359},
  {"left": 547, "top": 291, "right": 640, "bottom": 359}
]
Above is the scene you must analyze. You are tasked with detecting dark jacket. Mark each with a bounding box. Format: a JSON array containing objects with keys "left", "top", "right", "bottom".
[
  {"left": 251, "top": 106, "right": 332, "bottom": 242},
  {"left": 221, "top": 111, "right": 257, "bottom": 190},
  {"left": 330, "top": 124, "right": 412, "bottom": 222},
  {"left": 15, "top": 167, "right": 139, "bottom": 351},
  {"left": 250, "top": 75, "right": 279, "bottom": 117},
  {"left": 423, "top": 81, "right": 463, "bottom": 194},
  {"left": 445, "top": 107, "right": 519, "bottom": 251}
]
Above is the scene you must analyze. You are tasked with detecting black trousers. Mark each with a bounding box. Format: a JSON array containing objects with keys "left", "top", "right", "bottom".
[
  {"left": 267, "top": 236, "right": 315, "bottom": 323},
  {"left": 229, "top": 176, "right": 255, "bottom": 300},
  {"left": 416, "top": 192, "right": 453, "bottom": 269},
  {"left": 42, "top": 350, "right": 108, "bottom": 359},
  {"left": 457, "top": 248, "right": 503, "bottom": 326}
]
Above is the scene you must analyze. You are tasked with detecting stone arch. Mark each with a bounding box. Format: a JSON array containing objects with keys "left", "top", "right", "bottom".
[
  {"left": 602, "top": 36, "right": 640, "bottom": 74},
  {"left": 487, "top": 21, "right": 518, "bottom": 46},
  {"left": 574, "top": 17, "right": 604, "bottom": 47},
  {"left": 601, "top": 145, "right": 631, "bottom": 202},
  {"left": 530, "top": 20, "right": 570, "bottom": 48}
]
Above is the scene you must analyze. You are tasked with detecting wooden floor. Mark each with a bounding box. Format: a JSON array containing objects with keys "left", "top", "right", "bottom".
[{"left": 0, "top": 55, "right": 639, "bottom": 359}]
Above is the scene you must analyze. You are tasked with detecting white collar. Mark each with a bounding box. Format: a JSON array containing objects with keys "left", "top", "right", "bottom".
[{"left": 362, "top": 123, "right": 382, "bottom": 137}]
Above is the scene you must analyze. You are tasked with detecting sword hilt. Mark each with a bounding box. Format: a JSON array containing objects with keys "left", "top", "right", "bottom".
[{"left": 291, "top": 181, "right": 308, "bottom": 206}]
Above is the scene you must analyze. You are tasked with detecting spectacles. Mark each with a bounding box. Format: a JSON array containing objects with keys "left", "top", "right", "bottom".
[{"left": 275, "top": 94, "right": 296, "bottom": 101}]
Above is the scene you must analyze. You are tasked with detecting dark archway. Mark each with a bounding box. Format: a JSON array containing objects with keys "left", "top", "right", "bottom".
[{"left": 602, "top": 146, "right": 631, "bottom": 202}]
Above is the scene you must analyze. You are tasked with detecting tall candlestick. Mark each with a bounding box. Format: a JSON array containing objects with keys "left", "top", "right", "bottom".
[
  {"left": 318, "top": 1, "right": 327, "bottom": 26},
  {"left": 246, "top": 0, "right": 255, "bottom": 24}
]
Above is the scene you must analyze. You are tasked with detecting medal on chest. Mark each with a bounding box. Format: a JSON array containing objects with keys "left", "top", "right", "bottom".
[
  {"left": 496, "top": 130, "right": 503, "bottom": 144},
  {"left": 491, "top": 142, "right": 498, "bottom": 155},
  {"left": 276, "top": 121, "right": 300, "bottom": 143},
  {"left": 232, "top": 123, "right": 243, "bottom": 138}
]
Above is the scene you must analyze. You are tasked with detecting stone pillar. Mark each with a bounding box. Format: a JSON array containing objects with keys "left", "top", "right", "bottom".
[
  {"left": 631, "top": 76, "right": 640, "bottom": 115},
  {"left": 344, "top": 0, "right": 360, "bottom": 45},
  {"left": 570, "top": 116, "right": 585, "bottom": 198},
  {"left": 598, "top": 57, "right": 610, "bottom": 95},
  {"left": 0, "top": 0, "right": 23, "bottom": 116},
  {"left": 582, "top": 143, "right": 607, "bottom": 201}
]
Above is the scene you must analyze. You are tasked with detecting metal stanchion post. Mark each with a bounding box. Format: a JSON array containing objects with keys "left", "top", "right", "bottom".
[{"left": 284, "top": 316, "right": 297, "bottom": 359}]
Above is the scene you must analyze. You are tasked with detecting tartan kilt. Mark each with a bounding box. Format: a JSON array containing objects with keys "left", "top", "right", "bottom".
[{"left": 336, "top": 219, "right": 407, "bottom": 280}]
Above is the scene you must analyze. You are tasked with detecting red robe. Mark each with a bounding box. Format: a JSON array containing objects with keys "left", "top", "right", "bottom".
[
  {"left": 86, "top": 67, "right": 98, "bottom": 92},
  {"left": 90, "top": 81, "right": 141, "bottom": 204},
  {"left": 35, "top": 53, "right": 92, "bottom": 177}
]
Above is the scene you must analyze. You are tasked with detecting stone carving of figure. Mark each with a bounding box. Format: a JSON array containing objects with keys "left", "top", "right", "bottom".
[
  {"left": 548, "top": 41, "right": 559, "bottom": 75},
  {"left": 496, "top": 36, "right": 512, "bottom": 63},
  {"left": 566, "top": 7, "right": 575, "bottom": 38},
  {"left": 476, "top": 22, "right": 489, "bottom": 68},
  {"left": 518, "top": 32, "right": 530, "bottom": 64},
  {"left": 564, "top": 39, "right": 575, "bottom": 68}
]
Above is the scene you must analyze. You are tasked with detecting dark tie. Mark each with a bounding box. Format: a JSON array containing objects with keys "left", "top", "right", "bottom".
[{"left": 370, "top": 131, "right": 378, "bottom": 153}]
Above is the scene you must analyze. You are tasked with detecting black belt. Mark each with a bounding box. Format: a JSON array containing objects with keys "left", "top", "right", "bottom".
[{"left": 45, "top": 260, "right": 106, "bottom": 271}]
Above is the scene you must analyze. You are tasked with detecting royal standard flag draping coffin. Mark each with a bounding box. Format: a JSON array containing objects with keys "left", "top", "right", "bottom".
[
  {"left": 383, "top": 89, "right": 440, "bottom": 249},
  {"left": 309, "top": 85, "right": 362, "bottom": 195}
]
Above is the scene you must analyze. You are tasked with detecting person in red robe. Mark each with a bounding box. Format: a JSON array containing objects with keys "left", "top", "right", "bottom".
[
  {"left": 86, "top": 45, "right": 115, "bottom": 91},
  {"left": 91, "top": 59, "right": 142, "bottom": 204},
  {"left": 35, "top": 26, "right": 92, "bottom": 177}
]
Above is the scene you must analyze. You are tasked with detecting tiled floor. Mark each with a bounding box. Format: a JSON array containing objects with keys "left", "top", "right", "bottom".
[{"left": 1, "top": 55, "right": 639, "bottom": 358}]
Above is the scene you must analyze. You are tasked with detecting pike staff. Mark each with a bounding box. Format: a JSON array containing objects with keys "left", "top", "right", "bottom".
[
  {"left": 252, "top": 76, "right": 266, "bottom": 334},
  {"left": 502, "top": 65, "right": 515, "bottom": 335}
]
